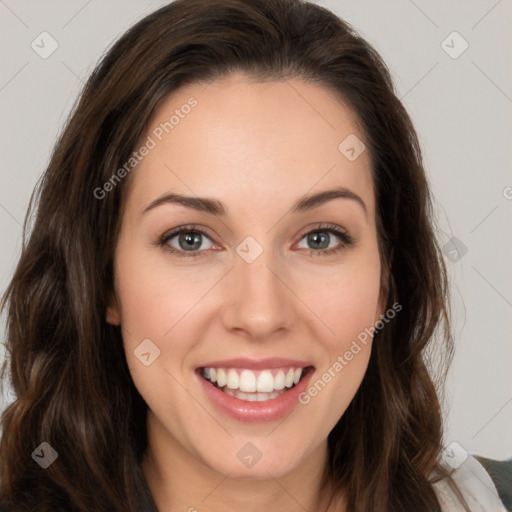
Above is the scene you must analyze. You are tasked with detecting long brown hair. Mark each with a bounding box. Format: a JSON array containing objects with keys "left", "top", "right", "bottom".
[{"left": 0, "top": 0, "right": 466, "bottom": 510}]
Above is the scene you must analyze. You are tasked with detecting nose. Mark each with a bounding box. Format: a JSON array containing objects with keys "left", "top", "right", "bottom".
[{"left": 221, "top": 247, "right": 297, "bottom": 341}]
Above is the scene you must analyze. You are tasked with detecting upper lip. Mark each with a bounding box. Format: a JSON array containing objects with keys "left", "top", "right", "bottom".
[{"left": 198, "top": 357, "right": 314, "bottom": 370}]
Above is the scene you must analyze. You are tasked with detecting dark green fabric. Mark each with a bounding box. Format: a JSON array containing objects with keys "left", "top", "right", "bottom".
[{"left": 475, "top": 455, "right": 512, "bottom": 511}]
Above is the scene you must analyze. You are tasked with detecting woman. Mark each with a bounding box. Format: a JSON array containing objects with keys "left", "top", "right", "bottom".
[{"left": 0, "top": 0, "right": 507, "bottom": 510}]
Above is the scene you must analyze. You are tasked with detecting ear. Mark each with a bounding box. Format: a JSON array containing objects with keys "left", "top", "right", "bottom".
[{"left": 106, "top": 290, "right": 121, "bottom": 325}]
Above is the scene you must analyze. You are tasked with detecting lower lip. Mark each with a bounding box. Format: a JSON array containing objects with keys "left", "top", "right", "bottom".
[{"left": 196, "top": 367, "right": 314, "bottom": 423}]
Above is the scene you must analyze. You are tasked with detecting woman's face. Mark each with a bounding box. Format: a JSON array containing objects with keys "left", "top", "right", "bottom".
[{"left": 108, "top": 73, "right": 385, "bottom": 479}]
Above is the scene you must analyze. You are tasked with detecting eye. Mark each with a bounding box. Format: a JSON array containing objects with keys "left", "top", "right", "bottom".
[
  {"left": 158, "top": 224, "right": 216, "bottom": 258},
  {"left": 156, "top": 223, "right": 355, "bottom": 258},
  {"left": 296, "top": 224, "right": 355, "bottom": 256}
]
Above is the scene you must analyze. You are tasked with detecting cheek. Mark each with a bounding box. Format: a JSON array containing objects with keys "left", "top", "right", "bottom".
[
  {"left": 114, "top": 242, "right": 196, "bottom": 342},
  {"left": 298, "top": 250, "right": 382, "bottom": 349},
  {"left": 113, "top": 243, "right": 218, "bottom": 395},
  {"left": 113, "top": 246, "right": 199, "bottom": 426},
  {"left": 293, "top": 246, "right": 381, "bottom": 414}
]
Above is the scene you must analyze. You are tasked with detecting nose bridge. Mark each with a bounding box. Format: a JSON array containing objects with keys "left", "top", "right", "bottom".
[{"left": 223, "top": 235, "right": 295, "bottom": 338}]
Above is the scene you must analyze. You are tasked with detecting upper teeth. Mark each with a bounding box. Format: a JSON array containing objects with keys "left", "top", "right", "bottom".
[{"left": 202, "top": 367, "right": 303, "bottom": 392}]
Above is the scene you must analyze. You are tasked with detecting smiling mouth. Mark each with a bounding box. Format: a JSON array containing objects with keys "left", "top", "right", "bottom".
[{"left": 198, "top": 365, "right": 314, "bottom": 402}]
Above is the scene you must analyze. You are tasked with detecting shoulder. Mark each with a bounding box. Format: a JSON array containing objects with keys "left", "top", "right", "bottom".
[{"left": 432, "top": 454, "right": 509, "bottom": 511}]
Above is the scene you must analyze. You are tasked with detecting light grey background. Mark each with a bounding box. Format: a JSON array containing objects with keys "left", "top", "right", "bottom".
[{"left": 1, "top": 0, "right": 511, "bottom": 460}]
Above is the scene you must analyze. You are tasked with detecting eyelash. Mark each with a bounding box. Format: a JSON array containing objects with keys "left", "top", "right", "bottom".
[{"left": 156, "top": 223, "right": 355, "bottom": 259}]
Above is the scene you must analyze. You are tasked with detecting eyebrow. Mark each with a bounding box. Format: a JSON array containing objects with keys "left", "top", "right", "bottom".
[{"left": 141, "top": 186, "right": 367, "bottom": 218}]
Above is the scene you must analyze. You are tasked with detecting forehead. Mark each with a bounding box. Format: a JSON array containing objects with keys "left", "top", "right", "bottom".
[{"left": 124, "top": 73, "right": 374, "bottom": 220}]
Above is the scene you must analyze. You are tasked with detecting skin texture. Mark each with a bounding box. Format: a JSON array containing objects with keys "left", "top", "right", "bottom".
[{"left": 107, "top": 73, "right": 386, "bottom": 512}]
